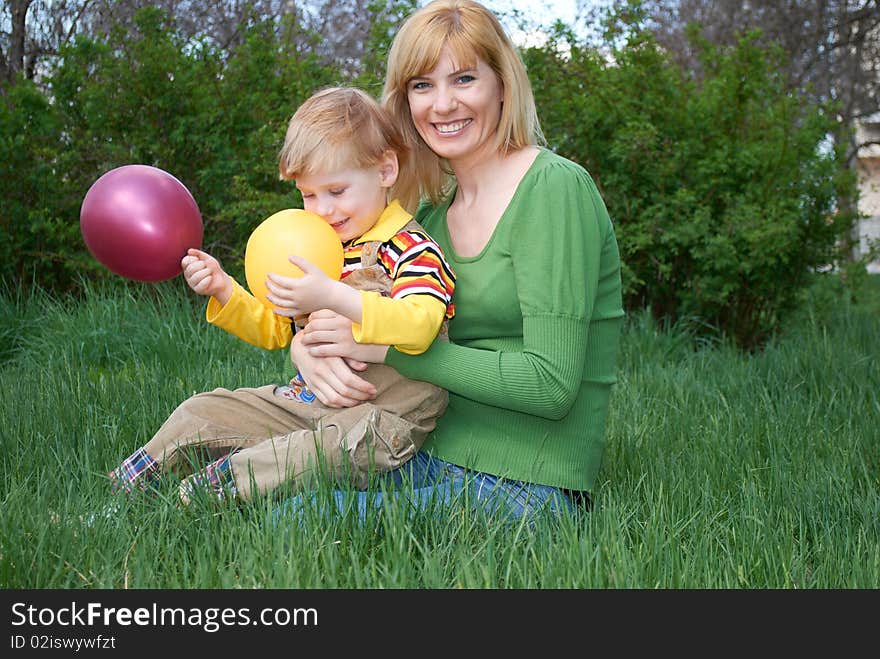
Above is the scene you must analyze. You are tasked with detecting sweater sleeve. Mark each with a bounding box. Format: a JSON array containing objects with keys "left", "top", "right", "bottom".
[
  {"left": 205, "top": 277, "right": 294, "bottom": 350},
  {"left": 386, "top": 316, "right": 587, "bottom": 419},
  {"left": 386, "top": 159, "right": 608, "bottom": 419}
]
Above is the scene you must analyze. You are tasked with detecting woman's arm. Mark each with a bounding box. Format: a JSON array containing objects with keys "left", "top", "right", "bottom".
[
  {"left": 387, "top": 162, "right": 619, "bottom": 420},
  {"left": 302, "top": 310, "right": 588, "bottom": 420},
  {"left": 300, "top": 309, "right": 390, "bottom": 362}
]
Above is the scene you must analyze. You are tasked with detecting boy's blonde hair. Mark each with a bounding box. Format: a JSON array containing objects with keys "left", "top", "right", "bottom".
[
  {"left": 383, "top": 0, "right": 544, "bottom": 205},
  {"left": 279, "top": 86, "right": 409, "bottom": 204}
]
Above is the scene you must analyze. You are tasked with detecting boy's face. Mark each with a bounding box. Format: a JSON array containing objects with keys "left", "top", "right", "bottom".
[{"left": 295, "top": 164, "right": 393, "bottom": 244}]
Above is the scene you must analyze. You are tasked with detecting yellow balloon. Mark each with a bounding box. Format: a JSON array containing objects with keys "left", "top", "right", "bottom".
[{"left": 245, "top": 209, "right": 344, "bottom": 309}]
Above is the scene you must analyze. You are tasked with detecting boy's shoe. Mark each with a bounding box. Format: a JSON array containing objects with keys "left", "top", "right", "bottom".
[
  {"left": 179, "top": 454, "right": 237, "bottom": 506},
  {"left": 49, "top": 501, "right": 124, "bottom": 528},
  {"left": 78, "top": 501, "right": 124, "bottom": 526},
  {"left": 109, "top": 447, "right": 160, "bottom": 494}
]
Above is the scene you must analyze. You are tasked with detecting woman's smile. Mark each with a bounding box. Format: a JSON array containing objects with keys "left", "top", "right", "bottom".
[{"left": 434, "top": 119, "right": 473, "bottom": 135}]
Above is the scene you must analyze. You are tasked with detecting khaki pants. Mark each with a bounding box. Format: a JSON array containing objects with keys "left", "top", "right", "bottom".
[{"left": 143, "top": 364, "right": 447, "bottom": 500}]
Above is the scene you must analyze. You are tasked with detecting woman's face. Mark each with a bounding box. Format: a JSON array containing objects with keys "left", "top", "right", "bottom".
[{"left": 406, "top": 45, "right": 503, "bottom": 166}]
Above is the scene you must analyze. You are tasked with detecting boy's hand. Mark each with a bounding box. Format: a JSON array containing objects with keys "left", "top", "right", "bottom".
[
  {"left": 266, "top": 255, "right": 360, "bottom": 321},
  {"left": 181, "top": 248, "right": 233, "bottom": 305}
]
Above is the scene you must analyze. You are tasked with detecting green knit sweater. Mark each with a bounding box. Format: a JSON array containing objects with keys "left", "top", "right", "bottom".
[{"left": 385, "top": 148, "right": 624, "bottom": 492}]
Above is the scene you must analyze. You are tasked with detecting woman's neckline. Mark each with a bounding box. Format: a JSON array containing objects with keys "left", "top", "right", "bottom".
[{"left": 441, "top": 147, "right": 547, "bottom": 262}]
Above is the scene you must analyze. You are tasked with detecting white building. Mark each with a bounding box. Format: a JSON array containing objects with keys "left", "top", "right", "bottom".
[{"left": 855, "top": 116, "right": 880, "bottom": 274}]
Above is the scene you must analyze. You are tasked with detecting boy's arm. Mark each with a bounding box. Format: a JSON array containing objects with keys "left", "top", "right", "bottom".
[
  {"left": 353, "top": 234, "right": 455, "bottom": 355},
  {"left": 269, "top": 235, "right": 454, "bottom": 354},
  {"left": 354, "top": 293, "right": 448, "bottom": 354},
  {"left": 268, "top": 265, "right": 448, "bottom": 354},
  {"left": 207, "top": 278, "right": 294, "bottom": 350},
  {"left": 182, "top": 248, "right": 292, "bottom": 349}
]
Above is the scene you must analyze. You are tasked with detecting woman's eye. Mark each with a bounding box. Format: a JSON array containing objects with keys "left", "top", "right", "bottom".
[
  {"left": 410, "top": 80, "right": 430, "bottom": 91},
  {"left": 457, "top": 74, "right": 475, "bottom": 84}
]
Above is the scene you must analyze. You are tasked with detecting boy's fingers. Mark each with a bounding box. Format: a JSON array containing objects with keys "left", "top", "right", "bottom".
[{"left": 287, "top": 254, "right": 314, "bottom": 271}]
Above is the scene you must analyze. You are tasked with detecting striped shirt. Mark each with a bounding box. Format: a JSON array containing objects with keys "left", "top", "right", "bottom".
[{"left": 343, "top": 227, "right": 455, "bottom": 319}]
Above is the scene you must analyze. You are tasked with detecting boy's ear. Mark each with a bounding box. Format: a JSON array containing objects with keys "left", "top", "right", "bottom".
[{"left": 378, "top": 150, "right": 399, "bottom": 188}]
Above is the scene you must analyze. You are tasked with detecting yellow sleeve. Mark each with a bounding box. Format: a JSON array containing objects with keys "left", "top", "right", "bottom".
[
  {"left": 352, "top": 291, "right": 446, "bottom": 355},
  {"left": 205, "top": 278, "right": 294, "bottom": 350}
]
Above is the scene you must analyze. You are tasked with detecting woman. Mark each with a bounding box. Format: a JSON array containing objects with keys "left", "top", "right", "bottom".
[{"left": 288, "top": 0, "right": 624, "bottom": 521}]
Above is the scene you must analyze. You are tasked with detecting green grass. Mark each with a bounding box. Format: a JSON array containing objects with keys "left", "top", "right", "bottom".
[{"left": 1, "top": 275, "right": 877, "bottom": 588}]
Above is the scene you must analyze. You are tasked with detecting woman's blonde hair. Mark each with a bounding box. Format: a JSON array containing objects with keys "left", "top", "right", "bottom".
[
  {"left": 279, "top": 86, "right": 408, "bottom": 203},
  {"left": 383, "top": 0, "right": 544, "bottom": 206}
]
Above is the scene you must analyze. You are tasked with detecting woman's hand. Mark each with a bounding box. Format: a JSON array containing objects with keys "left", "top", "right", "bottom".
[
  {"left": 300, "top": 309, "right": 390, "bottom": 364},
  {"left": 289, "top": 332, "right": 377, "bottom": 408}
]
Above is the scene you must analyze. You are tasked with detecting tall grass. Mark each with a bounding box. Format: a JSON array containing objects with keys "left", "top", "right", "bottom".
[{"left": 1, "top": 276, "right": 877, "bottom": 588}]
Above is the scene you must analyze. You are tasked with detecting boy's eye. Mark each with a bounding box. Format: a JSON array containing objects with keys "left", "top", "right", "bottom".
[
  {"left": 300, "top": 192, "right": 314, "bottom": 199},
  {"left": 329, "top": 188, "right": 346, "bottom": 196}
]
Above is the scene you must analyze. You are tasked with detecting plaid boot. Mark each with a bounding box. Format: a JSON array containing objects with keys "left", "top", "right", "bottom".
[
  {"left": 109, "top": 447, "right": 160, "bottom": 494},
  {"left": 178, "top": 453, "right": 238, "bottom": 505}
]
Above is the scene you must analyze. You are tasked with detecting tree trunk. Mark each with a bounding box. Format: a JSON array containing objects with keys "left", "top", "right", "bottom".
[{"left": 5, "top": 0, "right": 34, "bottom": 82}]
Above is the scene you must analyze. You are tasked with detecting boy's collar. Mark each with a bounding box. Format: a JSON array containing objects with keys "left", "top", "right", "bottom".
[{"left": 349, "top": 199, "right": 412, "bottom": 245}]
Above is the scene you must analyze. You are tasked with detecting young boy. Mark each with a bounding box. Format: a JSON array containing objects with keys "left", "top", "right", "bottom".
[{"left": 108, "top": 87, "right": 455, "bottom": 504}]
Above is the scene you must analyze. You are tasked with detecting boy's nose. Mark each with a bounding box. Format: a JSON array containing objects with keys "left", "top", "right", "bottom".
[{"left": 315, "top": 198, "right": 333, "bottom": 217}]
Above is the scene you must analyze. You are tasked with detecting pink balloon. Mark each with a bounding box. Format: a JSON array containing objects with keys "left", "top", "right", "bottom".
[{"left": 80, "top": 165, "right": 204, "bottom": 282}]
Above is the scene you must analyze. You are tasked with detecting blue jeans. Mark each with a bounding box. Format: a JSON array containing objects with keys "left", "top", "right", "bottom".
[{"left": 274, "top": 450, "right": 581, "bottom": 525}]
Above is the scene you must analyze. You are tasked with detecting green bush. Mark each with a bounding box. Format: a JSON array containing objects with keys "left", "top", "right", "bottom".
[
  {"left": 0, "top": 77, "right": 90, "bottom": 292},
  {"left": 0, "top": 3, "right": 859, "bottom": 350},
  {"left": 1, "top": 7, "right": 338, "bottom": 294},
  {"left": 525, "top": 22, "right": 855, "bottom": 349}
]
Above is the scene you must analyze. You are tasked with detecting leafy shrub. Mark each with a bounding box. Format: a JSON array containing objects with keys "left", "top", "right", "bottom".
[
  {"left": 1, "top": 7, "right": 337, "bottom": 295},
  {"left": 0, "top": 78, "right": 92, "bottom": 292},
  {"left": 0, "top": 3, "right": 859, "bottom": 351},
  {"left": 525, "top": 22, "right": 856, "bottom": 349}
]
